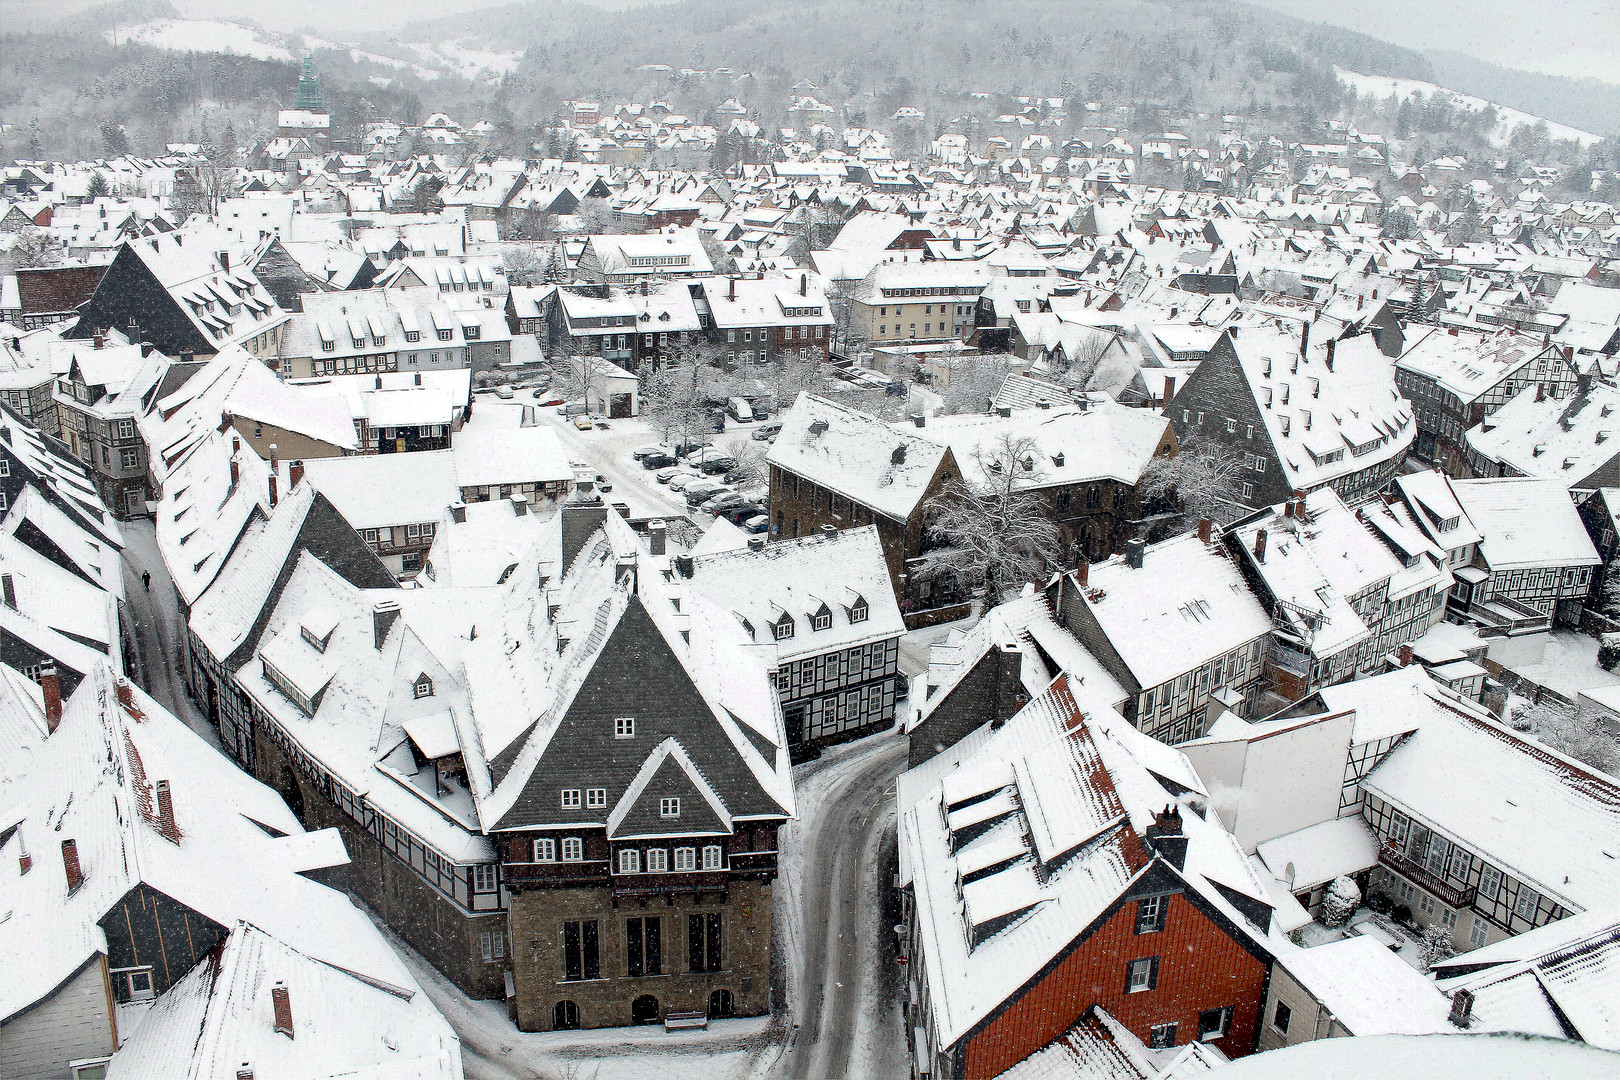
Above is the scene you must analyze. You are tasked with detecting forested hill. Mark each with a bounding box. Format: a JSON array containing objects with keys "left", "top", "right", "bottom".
[{"left": 412, "top": 0, "right": 1435, "bottom": 120}]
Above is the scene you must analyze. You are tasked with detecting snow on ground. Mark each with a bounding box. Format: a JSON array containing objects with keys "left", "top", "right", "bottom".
[
  {"left": 1336, "top": 68, "right": 1603, "bottom": 148},
  {"left": 369, "top": 910, "right": 776, "bottom": 1080},
  {"left": 1501, "top": 630, "right": 1620, "bottom": 699},
  {"left": 109, "top": 19, "right": 296, "bottom": 62}
]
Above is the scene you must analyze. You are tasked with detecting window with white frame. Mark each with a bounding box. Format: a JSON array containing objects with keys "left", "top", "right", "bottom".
[
  {"left": 618, "top": 848, "right": 641, "bottom": 874},
  {"left": 614, "top": 717, "right": 635, "bottom": 739},
  {"left": 533, "top": 838, "right": 556, "bottom": 862},
  {"left": 586, "top": 787, "right": 607, "bottom": 809},
  {"left": 1478, "top": 865, "right": 1502, "bottom": 901},
  {"left": 414, "top": 675, "right": 433, "bottom": 699},
  {"left": 1469, "top": 915, "right": 1490, "bottom": 947},
  {"left": 479, "top": 931, "right": 505, "bottom": 962},
  {"left": 561, "top": 837, "right": 582, "bottom": 861},
  {"left": 675, "top": 847, "right": 695, "bottom": 871},
  {"left": 660, "top": 797, "right": 680, "bottom": 818},
  {"left": 702, "top": 845, "right": 722, "bottom": 870},
  {"left": 1419, "top": 893, "right": 1437, "bottom": 916},
  {"left": 560, "top": 788, "right": 581, "bottom": 809},
  {"left": 646, "top": 848, "right": 668, "bottom": 872},
  {"left": 1125, "top": 956, "right": 1158, "bottom": 993},
  {"left": 1513, "top": 884, "right": 1540, "bottom": 920},
  {"left": 473, "top": 863, "right": 497, "bottom": 891}
]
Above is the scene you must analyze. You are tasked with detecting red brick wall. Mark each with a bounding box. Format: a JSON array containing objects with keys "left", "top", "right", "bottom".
[{"left": 961, "top": 892, "right": 1266, "bottom": 1079}]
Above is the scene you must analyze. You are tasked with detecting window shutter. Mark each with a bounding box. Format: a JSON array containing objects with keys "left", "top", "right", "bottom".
[{"left": 1149, "top": 956, "right": 1161, "bottom": 990}]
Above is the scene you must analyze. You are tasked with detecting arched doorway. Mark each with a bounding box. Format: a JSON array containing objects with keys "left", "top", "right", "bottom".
[
  {"left": 708, "top": 988, "right": 734, "bottom": 1018},
  {"left": 631, "top": 994, "right": 660, "bottom": 1025},
  {"left": 552, "top": 1001, "right": 580, "bottom": 1030}
]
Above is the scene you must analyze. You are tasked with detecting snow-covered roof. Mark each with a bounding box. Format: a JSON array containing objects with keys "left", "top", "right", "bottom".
[
  {"left": 901, "top": 674, "right": 1269, "bottom": 1049},
  {"left": 1255, "top": 816, "right": 1381, "bottom": 893},
  {"left": 767, "top": 392, "right": 953, "bottom": 521},
  {"left": 684, "top": 524, "right": 903, "bottom": 661},
  {"left": 1275, "top": 935, "right": 1454, "bottom": 1036},
  {"left": 1396, "top": 326, "right": 1547, "bottom": 405},
  {"left": 1210, "top": 1031, "right": 1617, "bottom": 1080},
  {"left": 301, "top": 450, "right": 461, "bottom": 529},
  {"left": 1362, "top": 684, "right": 1620, "bottom": 915},
  {"left": 915, "top": 398, "right": 1170, "bottom": 489},
  {"left": 1450, "top": 477, "right": 1600, "bottom": 572},
  {"left": 1062, "top": 532, "right": 1273, "bottom": 692},
  {"left": 1466, "top": 381, "right": 1620, "bottom": 490}
]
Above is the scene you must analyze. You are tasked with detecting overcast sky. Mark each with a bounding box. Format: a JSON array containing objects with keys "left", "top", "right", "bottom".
[
  {"left": 5, "top": 0, "right": 1617, "bottom": 84},
  {"left": 1243, "top": 0, "right": 1620, "bottom": 84}
]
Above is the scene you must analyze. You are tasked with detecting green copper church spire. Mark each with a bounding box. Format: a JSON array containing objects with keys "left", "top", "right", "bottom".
[{"left": 295, "top": 55, "right": 325, "bottom": 112}]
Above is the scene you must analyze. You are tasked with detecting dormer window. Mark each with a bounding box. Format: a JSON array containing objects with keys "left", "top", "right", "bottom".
[
  {"left": 405, "top": 331, "right": 420, "bottom": 343},
  {"left": 811, "top": 604, "right": 832, "bottom": 631},
  {"left": 414, "top": 675, "right": 433, "bottom": 699},
  {"left": 849, "top": 599, "right": 869, "bottom": 624},
  {"left": 773, "top": 612, "right": 795, "bottom": 640}
]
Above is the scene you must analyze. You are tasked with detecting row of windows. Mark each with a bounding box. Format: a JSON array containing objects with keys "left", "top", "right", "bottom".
[
  {"left": 617, "top": 845, "right": 724, "bottom": 873},
  {"left": 725, "top": 326, "right": 826, "bottom": 342},
  {"left": 775, "top": 640, "right": 895, "bottom": 693},
  {"left": 311, "top": 353, "right": 402, "bottom": 376},
  {"left": 558, "top": 914, "right": 722, "bottom": 982}
]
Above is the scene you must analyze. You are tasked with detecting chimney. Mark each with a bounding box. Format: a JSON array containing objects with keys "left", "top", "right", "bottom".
[
  {"left": 153, "top": 779, "right": 180, "bottom": 842},
  {"left": 748, "top": 536, "right": 766, "bottom": 551},
  {"left": 269, "top": 443, "right": 279, "bottom": 473},
  {"left": 1536, "top": 383, "right": 1546, "bottom": 403},
  {"left": 820, "top": 523, "right": 837, "bottom": 537},
  {"left": 1229, "top": 325, "right": 1238, "bottom": 340},
  {"left": 62, "top": 838, "right": 83, "bottom": 892},
  {"left": 271, "top": 982, "right": 294, "bottom": 1039},
  {"left": 93, "top": 331, "right": 106, "bottom": 350},
  {"left": 372, "top": 600, "right": 401, "bottom": 650},
  {"left": 1, "top": 573, "right": 13, "bottom": 610},
  {"left": 1144, "top": 805, "right": 1187, "bottom": 871},
  {"left": 1162, "top": 376, "right": 1176, "bottom": 412},
  {"left": 230, "top": 457, "right": 240, "bottom": 485},
  {"left": 232, "top": 435, "right": 241, "bottom": 454},
  {"left": 647, "top": 520, "right": 666, "bottom": 555},
  {"left": 911, "top": 414, "right": 926, "bottom": 428},
  {"left": 996, "top": 405, "right": 1013, "bottom": 417},
  {"left": 414, "top": 372, "right": 422, "bottom": 386},
  {"left": 1398, "top": 643, "right": 1415, "bottom": 668},
  {"left": 728, "top": 277, "right": 736, "bottom": 301},
  {"left": 1075, "top": 559, "right": 1088, "bottom": 587},
  {"left": 42, "top": 663, "right": 62, "bottom": 733},
  {"left": 674, "top": 555, "right": 695, "bottom": 578},
  {"left": 1325, "top": 339, "right": 1336, "bottom": 371},
  {"left": 374, "top": 376, "right": 382, "bottom": 389},
  {"left": 267, "top": 474, "right": 278, "bottom": 509},
  {"left": 800, "top": 273, "right": 807, "bottom": 296},
  {"left": 1253, "top": 528, "right": 1268, "bottom": 562},
  {"left": 288, "top": 460, "right": 304, "bottom": 489},
  {"left": 1197, "top": 517, "right": 1212, "bottom": 545},
  {"left": 238, "top": 1066, "right": 255, "bottom": 1080},
  {"left": 1125, "top": 537, "right": 1146, "bottom": 569},
  {"left": 1448, "top": 989, "right": 1475, "bottom": 1029},
  {"left": 449, "top": 502, "right": 467, "bottom": 524},
  {"left": 510, "top": 493, "right": 529, "bottom": 516}
]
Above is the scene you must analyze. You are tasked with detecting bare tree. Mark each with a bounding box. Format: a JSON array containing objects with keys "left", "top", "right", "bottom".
[
  {"left": 500, "top": 242, "right": 548, "bottom": 286},
  {"left": 940, "top": 350, "right": 1011, "bottom": 415},
  {"left": 4, "top": 228, "right": 66, "bottom": 271},
  {"left": 171, "top": 145, "right": 234, "bottom": 220},
  {"left": 720, "top": 435, "right": 768, "bottom": 486},
  {"left": 1137, "top": 435, "right": 1248, "bottom": 528},
  {"left": 914, "top": 433, "right": 1066, "bottom": 603},
  {"left": 1513, "top": 699, "right": 1619, "bottom": 776},
  {"left": 553, "top": 352, "right": 618, "bottom": 415}
]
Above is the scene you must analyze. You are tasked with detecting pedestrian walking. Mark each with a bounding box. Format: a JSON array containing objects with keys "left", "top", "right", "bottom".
[{"left": 142, "top": 570, "right": 151, "bottom": 591}]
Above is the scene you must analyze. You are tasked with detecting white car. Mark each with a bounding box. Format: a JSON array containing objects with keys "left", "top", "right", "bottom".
[{"left": 667, "top": 473, "right": 703, "bottom": 492}]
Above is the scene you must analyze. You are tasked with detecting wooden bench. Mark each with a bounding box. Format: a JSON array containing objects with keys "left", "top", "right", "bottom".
[{"left": 664, "top": 1010, "right": 709, "bottom": 1031}]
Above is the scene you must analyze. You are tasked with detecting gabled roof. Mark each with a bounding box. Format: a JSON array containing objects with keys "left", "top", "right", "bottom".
[
  {"left": 606, "top": 737, "right": 733, "bottom": 839},
  {"left": 767, "top": 392, "right": 953, "bottom": 521}
]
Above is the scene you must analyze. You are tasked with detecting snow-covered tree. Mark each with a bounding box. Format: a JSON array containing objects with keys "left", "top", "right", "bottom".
[
  {"left": 1418, "top": 923, "right": 1456, "bottom": 966},
  {"left": 1533, "top": 704, "right": 1620, "bottom": 776},
  {"left": 939, "top": 350, "right": 1012, "bottom": 415},
  {"left": 914, "top": 433, "right": 1065, "bottom": 602},
  {"left": 1320, "top": 875, "right": 1361, "bottom": 929},
  {"left": 1137, "top": 435, "right": 1249, "bottom": 529}
]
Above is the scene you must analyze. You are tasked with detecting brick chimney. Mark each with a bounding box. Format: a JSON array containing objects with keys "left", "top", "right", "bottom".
[
  {"left": 1197, "top": 517, "right": 1212, "bottom": 545},
  {"left": 450, "top": 502, "right": 467, "bottom": 524},
  {"left": 1253, "top": 528, "right": 1268, "bottom": 562},
  {"left": 230, "top": 457, "right": 240, "bottom": 486},
  {"left": 1, "top": 573, "right": 14, "bottom": 610},
  {"left": 267, "top": 474, "right": 278, "bottom": 508},
  {"left": 237, "top": 1065, "right": 255, "bottom": 1080},
  {"left": 1075, "top": 560, "right": 1088, "bottom": 587},
  {"left": 268, "top": 443, "right": 278, "bottom": 473},
  {"left": 1162, "top": 376, "right": 1175, "bottom": 413},
  {"left": 511, "top": 493, "right": 529, "bottom": 516},
  {"left": 1299, "top": 319, "right": 1310, "bottom": 358},
  {"left": 41, "top": 663, "right": 62, "bottom": 734},
  {"left": 288, "top": 460, "right": 304, "bottom": 489},
  {"left": 728, "top": 276, "right": 736, "bottom": 301},
  {"left": 154, "top": 779, "right": 180, "bottom": 842},
  {"left": 1125, "top": 537, "right": 1145, "bottom": 569},
  {"left": 1325, "top": 338, "right": 1336, "bottom": 371},
  {"left": 647, "top": 520, "right": 666, "bottom": 556},
  {"left": 674, "top": 555, "right": 695, "bottom": 578},
  {"left": 61, "top": 838, "right": 83, "bottom": 892},
  {"left": 372, "top": 600, "right": 401, "bottom": 651},
  {"left": 800, "top": 273, "right": 807, "bottom": 296},
  {"left": 1398, "top": 643, "right": 1414, "bottom": 668},
  {"left": 271, "top": 981, "right": 294, "bottom": 1039},
  {"left": 1143, "top": 805, "right": 1187, "bottom": 870}
]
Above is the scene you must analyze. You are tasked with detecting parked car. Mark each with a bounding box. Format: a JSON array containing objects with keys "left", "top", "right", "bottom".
[
  {"left": 641, "top": 453, "right": 678, "bottom": 469},
  {"left": 674, "top": 440, "right": 711, "bottom": 457},
  {"left": 654, "top": 466, "right": 684, "bottom": 484},
  {"left": 726, "top": 396, "right": 754, "bottom": 422},
  {"left": 573, "top": 417, "right": 595, "bottom": 430},
  {"left": 721, "top": 502, "right": 766, "bottom": 526},
  {"left": 752, "top": 421, "right": 783, "bottom": 441},
  {"left": 697, "top": 456, "right": 736, "bottom": 475},
  {"left": 667, "top": 473, "right": 703, "bottom": 492},
  {"left": 707, "top": 493, "right": 751, "bottom": 515},
  {"left": 557, "top": 402, "right": 588, "bottom": 416},
  {"left": 632, "top": 445, "right": 669, "bottom": 461},
  {"left": 685, "top": 483, "right": 729, "bottom": 506},
  {"left": 742, "top": 514, "right": 770, "bottom": 534},
  {"left": 495, "top": 385, "right": 515, "bottom": 399}
]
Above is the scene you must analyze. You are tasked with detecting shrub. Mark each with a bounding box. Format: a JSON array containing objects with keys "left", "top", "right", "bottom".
[
  {"left": 1419, "top": 923, "right": 1456, "bottom": 966},
  {"left": 1599, "top": 633, "right": 1620, "bottom": 671},
  {"left": 1392, "top": 904, "right": 1414, "bottom": 927},
  {"left": 1320, "top": 875, "right": 1361, "bottom": 929},
  {"left": 1366, "top": 890, "right": 1394, "bottom": 915}
]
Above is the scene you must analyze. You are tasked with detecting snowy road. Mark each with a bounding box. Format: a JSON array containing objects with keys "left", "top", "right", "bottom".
[
  {"left": 119, "top": 516, "right": 224, "bottom": 752},
  {"left": 775, "top": 735, "right": 910, "bottom": 1080}
]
